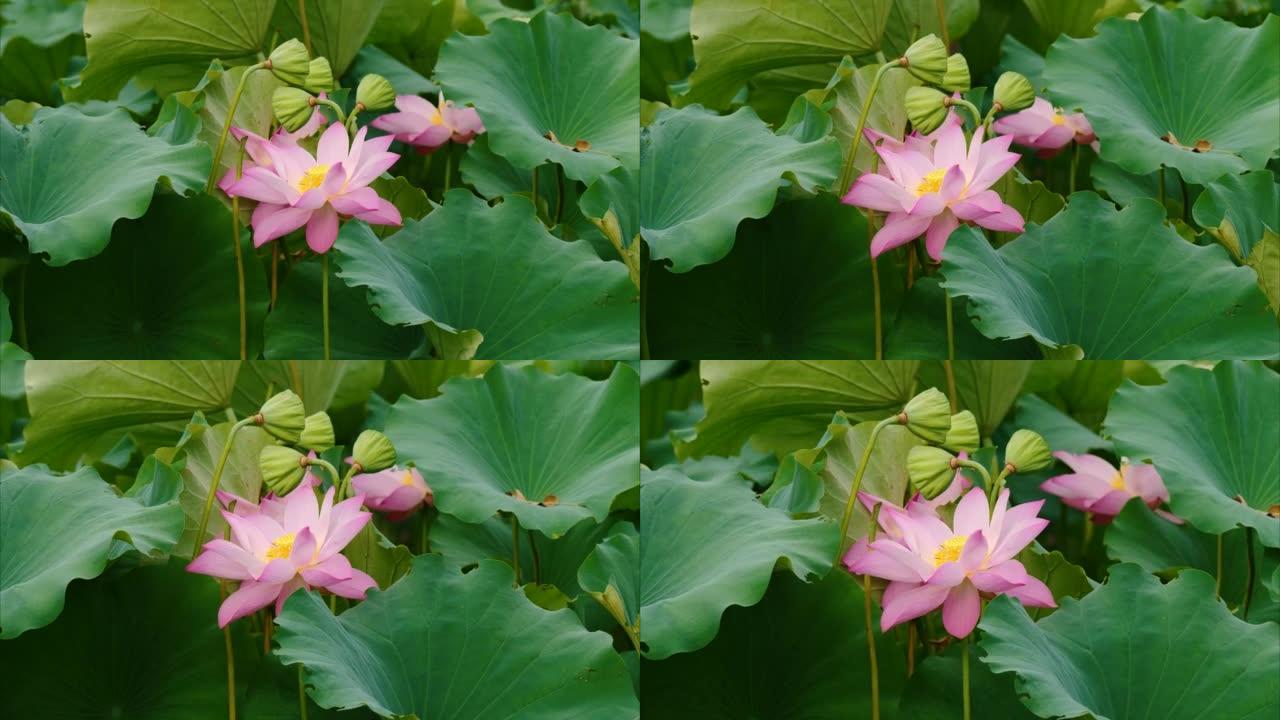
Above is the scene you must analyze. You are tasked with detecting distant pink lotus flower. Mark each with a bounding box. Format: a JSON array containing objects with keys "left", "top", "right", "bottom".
[
  {"left": 351, "top": 466, "right": 433, "bottom": 520},
  {"left": 1042, "top": 451, "right": 1182, "bottom": 524},
  {"left": 371, "top": 93, "right": 485, "bottom": 153},
  {"left": 220, "top": 122, "right": 402, "bottom": 253},
  {"left": 187, "top": 482, "right": 376, "bottom": 627},
  {"left": 843, "top": 118, "right": 1025, "bottom": 261},
  {"left": 993, "top": 98, "right": 1097, "bottom": 156},
  {"left": 845, "top": 486, "right": 1054, "bottom": 638}
]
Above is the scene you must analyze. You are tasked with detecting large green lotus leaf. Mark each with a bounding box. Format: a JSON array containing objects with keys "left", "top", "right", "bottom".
[
  {"left": 639, "top": 467, "right": 838, "bottom": 659},
  {"left": 980, "top": 563, "right": 1280, "bottom": 720},
  {"left": 0, "top": 0, "right": 84, "bottom": 53},
  {"left": 640, "top": 0, "right": 691, "bottom": 42},
  {"left": 1105, "top": 362, "right": 1280, "bottom": 548},
  {"left": 435, "top": 12, "right": 638, "bottom": 183},
  {"left": 813, "top": 414, "right": 924, "bottom": 548},
  {"left": 880, "top": 0, "right": 980, "bottom": 57},
  {"left": 21, "top": 193, "right": 270, "bottom": 357},
  {"left": 681, "top": 0, "right": 891, "bottom": 109},
  {"left": 578, "top": 521, "right": 640, "bottom": 645},
  {"left": 1011, "top": 393, "right": 1110, "bottom": 455},
  {"left": 825, "top": 59, "right": 916, "bottom": 180},
  {"left": 675, "top": 360, "right": 918, "bottom": 459},
  {"left": 384, "top": 364, "right": 638, "bottom": 538},
  {"left": 16, "top": 360, "right": 240, "bottom": 469},
  {"left": 642, "top": 569, "right": 905, "bottom": 718},
  {"left": 272, "top": 0, "right": 386, "bottom": 76},
  {"left": 646, "top": 194, "right": 906, "bottom": 358},
  {"left": 1024, "top": 358, "right": 1125, "bottom": 430},
  {"left": 341, "top": 523, "right": 413, "bottom": 595},
  {"left": 1193, "top": 169, "right": 1279, "bottom": 261},
  {"left": 179, "top": 60, "right": 282, "bottom": 185},
  {"left": 0, "top": 107, "right": 211, "bottom": 266},
  {"left": 941, "top": 193, "right": 1280, "bottom": 358},
  {"left": 0, "top": 0, "right": 84, "bottom": 105},
  {"left": 383, "top": 359, "right": 492, "bottom": 400},
  {"left": 0, "top": 291, "right": 31, "bottom": 399},
  {"left": 1043, "top": 8, "right": 1280, "bottom": 184},
  {"left": 898, "top": 647, "right": 1037, "bottom": 720},
  {"left": 0, "top": 463, "right": 183, "bottom": 638},
  {"left": 347, "top": 45, "right": 438, "bottom": 97},
  {"left": 231, "top": 360, "right": 386, "bottom": 417},
  {"left": 68, "top": 0, "right": 275, "bottom": 100},
  {"left": 641, "top": 105, "right": 841, "bottom": 272},
  {"left": 334, "top": 190, "right": 637, "bottom": 360},
  {"left": 919, "top": 360, "right": 1031, "bottom": 440},
  {"left": 885, "top": 277, "right": 1040, "bottom": 359},
  {"left": 274, "top": 554, "right": 638, "bottom": 719}
]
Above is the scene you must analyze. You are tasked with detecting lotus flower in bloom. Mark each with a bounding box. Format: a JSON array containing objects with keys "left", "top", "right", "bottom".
[
  {"left": 187, "top": 482, "right": 376, "bottom": 627},
  {"left": 843, "top": 118, "right": 1025, "bottom": 260},
  {"left": 351, "top": 465, "right": 433, "bottom": 520},
  {"left": 993, "top": 98, "right": 1097, "bottom": 155},
  {"left": 1042, "top": 451, "right": 1182, "bottom": 524},
  {"left": 371, "top": 93, "right": 485, "bottom": 152},
  {"left": 845, "top": 486, "right": 1054, "bottom": 638},
  {"left": 220, "top": 122, "right": 402, "bottom": 253}
]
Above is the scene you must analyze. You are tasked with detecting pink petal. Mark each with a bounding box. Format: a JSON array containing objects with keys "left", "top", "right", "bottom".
[
  {"left": 924, "top": 210, "right": 960, "bottom": 261},
  {"left": 941, "top": 581, "right": 981, "bottom": 638},
  {"left": 990, "top": 513, "right": 1048, "bottom": 564},
  {"left": 1155, "top": 508, "right": 1184, "bottom": 524},
  {"left": 319, "top": 503, "right": 371, "bottom": 557},
  {"left": 951, "top": 190, "right": 1006, "bottom": 221},
  {"left": 850, "top": 541, "right": 933, "bottom": 583},
  {"left": 394, "top": 94, "right": 437, "bottom": 117},
  {"left": 217, "top": 581, "right": 283, "bottom": 627},
  {"left": 282, "top": 483, "right": 320, "bottom": 531},
  {"left": 251, "top": 204, "right": 313, "bottom": 247},
  {"left": 221, "top": 510, "right": 272, "bottom": 557},
  {"left": 316, "top": 122, "right": 350, "bottom": 166},
  {"left": 959, "top": 530, "right": 988, "bottom": 572},
  {"left": 1087, "top": 489, "right": 1132, "bottom": 519},
  {"left": 256, "top": 558, "right": 298, "bottom": 584},
  {"left": 273, "top": 577, "right": 307, "bottom": 615},
  {"left": 932, "top": 121, "right": 968, "bottom": 169},
  {"left": 952, "top": 487, "right": 991, "bottom": 537},
  {"left": 1004, "top": 573, "right": 1056, "bottom": 608},
  {"left": 1052, "top": 452, "right": 1118, "bottom": 484},
  {"left": 879, "top": 581, "right": 950, "bottom": 632},
  {"left": 186, "top": 540, "right": 259, "bottom": 581},
  {"left": 843, "top": 173, "right": 914, "bottom": 213},
  {"left": 300, "top": 553, "right": 355, "bottom": 586},
  {"left": 325, "top": 568, "right": 378, "bottom": 599},
  {"left": 842, "top": 537, "right": 871, "bottom": 573},
  {"left": 970, "top": 559, "right": 1029, "bottom": 594},
  {"left": 306, "top": 205, "right": 340, "bottom": 254},
  {"left": 372, "top": 111, "right": 426, "bottom": 138},
  {"left": 329, "top": 187, "right": 383, "bottom": 216},
  {"left": 348, "top": 151, "right": 399, "bottom": 188},
  {"left": 870, "top": 212, "right": 932, "bottom": 256},
  {"left": 226, "top": 167, "right": 295, "bottom": 204},
  {"left": 1125, "top": 464, "right": 1168, "bottom": 502},
  {"left": 289, "top": 527, "right": 318, "bottom": 566},
  {"left": 972, "top": 204, "right": 1024, "bottom": 233},
  {"left": 1029, "top": 124, "right": 1076, "bottom": 150},
  {"left": 354, "top": 198, "right": 403, "bottom": 227}
]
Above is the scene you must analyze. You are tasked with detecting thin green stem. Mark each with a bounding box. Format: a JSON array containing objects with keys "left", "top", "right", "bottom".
[
  {"left": 1083, "top": 513, "right": 1094, "bottom": 550},
  {"left": 948, "top": 98, "right": 983, "bottom": 128},
  {"left": 943, "top": 362, "right": 958, "bottom": 415},
  {"left": 308, "top": 458, "right": 341, "bottom": 490},
  {"left": 207, "top": 64, "right": 263, "bottom": 192},
  {"left": 1243, "top": 527, "right": 1256, "bottom": 619},
  {"left": 1069, "top": 142, "right": 1079, "bottom": 195},
  {"left": 339, "top": 465, "right": 358, "bottom": 500},
  {"left": 944, "top": 290, "right": 956, "bottom": 364},
  {"left": 836, "top": 416, "right": 898, "bottom": 561},
  {"left": 196, "top": 417, "right": 257, "bottom": 547},
  {"left": 222, "top": 583, "right": 237, "bottom": 720},
  {"left": 962, "top": 635, "right": 972, "bottom": 720},
  {"left": 1215, "top": 533, "right": 1224, "bottom": 599},
  {"left": 839, "top": 62, "right": 897, "bottom": 194},
  {"left": 863, "top": 502, "right": 883, "bottom": 720},
  {"left": 321, "top": 252, "right": 331, "bottom": 360},
  {"left": 314, "top": 97, "right": 346, "bottom": 125},
  {"left": 270, "top": 243, "right": 280, "bottom": 309},
  {"left": 232, "top": 140, "right": 248, "bottom": 360},
  {"left": 420, "top": 510, "right": 431, "bottom": 554},
  {"left": 297, "top": 0, "right": 312, "bottom": 55},
  {"left": 1158, "top": 166, "right": 1166, "bottom": 209},
  {"left": 298, "top": 665, "right": 309, "bottom": 720},
  {"left": 1181, "top": 170, "right": 1191, "bottom": 223},
  {"left": 554, "top": 163, "right": 565, "bottom": 226},
  {"left": 444, "top": 145, "right": 453, "bottom": 195},
  {"left": 14, "top": 262, "right": 27, "bottom": 349},
  {"left": 871, "top": 253, "right": 883, "bottom": 360},
  {"left": 935, "top": 0, "right": 950, "bottom": 47},
  {"left": 511, "top": 514, "right": 522, "bottom": 586},
  {"left": 955, "top": 459, "right": 994, "bottom": 512},
  {"left": 531, "top": 166, "right": 540, "bottom": 218},
  {"left": 991, "top": 467, "right": 1012, "bottom": 506},
  {"left": 528, "top": 530, "right": 542, "bottom": 585}
]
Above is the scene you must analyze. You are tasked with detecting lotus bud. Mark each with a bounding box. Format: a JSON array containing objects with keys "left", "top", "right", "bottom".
[
  {"left": 255, "top": 390, "right": 306, "bottom": 443},
  {"left": 943, "top": 410, "right": 980, "bottom": 453},
  {"left": 355, "top": 73, "right": 396, "bottom": 112},
  {"left": 898, "top": 387, "right": 952, "bottom": 444},
  {"left": 299, "top": 412, "right": 335, "bottom": 452},
  {"left": 1004, "top": 429, "right": 1052, "bottom": 473},
  {"left": 272, "top": 87, "right": 315, "bottom": 132},
  {"left": 900, "top": 34, "right": 948, "bottom": 86},
  {"left": 905, "top": 86, "right": 950, "bottom": 134},
  {"left": 992, "top": 71, "right": 1035, "bottom": 113},
  {"left": 303, "top": 57, "right": 334, "bottom": 93},
  {"left": 940, "top": 54, "right": 970, "bottom": 92},
  {"left": 907, "top": 446, "right": 959, "bottom": 500},
  {"left": 260, "top": 445, "right": 308, "bottom": 496},
  {"left": 266, "top": 38, "right": 311, "bottom": 87},
  {"left": 351, "top": 429, "right": 396, "bottom": 473}
]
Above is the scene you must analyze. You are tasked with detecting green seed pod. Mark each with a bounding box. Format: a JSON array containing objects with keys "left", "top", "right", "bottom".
[
  {"left": 304, "top": 57, "right": 334, "bottom": 93},
  {"left": 272, "top": 87, "right": 315, "bottom": 133},
  {"left": 899, "top": 387, "right": 953, "bottom": 444},
  {"left": 260, "top": 445, "right": 307, "bottom": 496},
  {"left": 352, "top": 429, "right": 396, "bottom": 473},
  {"left": 940, "top": 53, "right": 971, "bottom": 93},
  {"left": 904, "top": 86, "right": 950, "bottom": 135},
  {"left": 1004, "top": 429, "right": 1053, "bottom": 473},
  {"left": 992, "top": 71, "right": 1035, "bottom": 113},
  {"left": 943, "top": 410, "right": 980, "bottom": 453},
  {"left": 256, "top": 389, "right": 306, "bottom": 443},
  {"left": 901, "top": 34, "right": 948, "bottom": 86},
  {"left": 266, "top": 38, "right": 311, "bottom": 87},
  {"left": 907, "top": 446, "right": 959, "bottom": 500},
  {"left": 299, "top": 412, "right": 335, "bottom": 452},
  {"left": 355, "top": 73, "right": 396, "bottom": 112}
]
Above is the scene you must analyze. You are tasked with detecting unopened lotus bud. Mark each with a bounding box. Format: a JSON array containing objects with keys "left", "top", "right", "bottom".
[
  {"left": 266, "top": 38, "right": 311, "bottom": 87},
  {"left": 273, "top": 87, "right": 315, "bottom": 132},
  {"left": 1004, "top": 429, "right": 1052, "bottom": 473},
  {"left": 940, "top": 54, "right": 970, "bottom": 92},
  {"left": 992, "top": 71, "right": 1035, "bottom": 113},
  {"left": 907, "top": 446, "right": 959, "bottom": 500},
  {"left": 304, "top": 57, "right": 334, "bottom": 93},
  {"left": 299, "top": 412, "right": 335, "bottom": 452},
  {"left": 352, "top": 429, "right": 396, "bottom": 473},
  {"left": 898, "top": 387, "right": 952, "bottom": 444},
  {"left": 900, "top": 34, "right": 948, "bottom": 86},
  {"left": 943, "top": 410, "right": 980, "bottom": 453},
  {"left": 260, "top": 445, "right": 307, "bottom": 495},
  {"left": 355, "top": 74, "right": 395, "bottom": 112},
  {"left": 256, "top": 390, "right": 306, "bottom": 443},
  {"left": 905, "top": 86, "right": 950, "bottom": 134}
]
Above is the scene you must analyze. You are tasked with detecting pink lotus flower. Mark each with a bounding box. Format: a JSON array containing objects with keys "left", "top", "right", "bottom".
[
  {"left": 845, "top": 486, "right": 1054, "bottom": 638},
  {"left": 1042, "top": 451, "right": 1182, "bottom": 524},
  {"left": 187, "top": 481, "right": 377, "bottom": 627},
  {"left": 350, "top": 465, "right": 433, "bottom": 520},
  {"left": 220, "top": 122, "right": 402, "bottom": 253},
  {"left": 371, "top": 93, "right": 485, "bottom": 153},
  {"left": 993, "top": 98, "right": 1097, "bottom": 156},
  {"left": 843, "top": 119, "right": 1025, "bottom": 261}
]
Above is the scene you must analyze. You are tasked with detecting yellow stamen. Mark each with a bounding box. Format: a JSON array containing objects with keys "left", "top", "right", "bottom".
[
  {"left": 266, "top": 532, "right": 296, "bottom": 560},
  {"left": 401, "top": 471, "right": 415, "bottom": 487},
  {"left": 1051, "top": 113, "right": 1066, "bottom": 126},
  {"left": 915, "top": 168, "right": 947, "bottom": 196},
  {"left": 430, "top": 111, "right": 444, "bottom": 126},
  {"left": 296, "top": 164, "right": 330, "bottom": 193},
  {"left": 933, "top": 535, "right": 967, "bottom": 567}
]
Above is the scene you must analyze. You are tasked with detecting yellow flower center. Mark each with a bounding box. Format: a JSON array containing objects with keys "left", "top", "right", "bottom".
[
  {"left": 1110, "top": 469, "right": 1126, "bottom": 491},
  {"left": 401, "top": 471, "right": 416, "bottom": 487},
  {"left": 915, "top": 168, "right": 947, "bottom": 196},
  {"left": 296, "top": 164, "right": 330, "bottom": 193},
  {"left": 933, "top": 535, "right": 967, "bottom": 567},
  {"left": 430, "top": 110, "right": 444, "bottom": 126},
  {"left": 1051, "top": 112, "right": 1066, "bottom": 126},
  {"left": 266, "top": 532, "right": 296, "bottom": 560}
]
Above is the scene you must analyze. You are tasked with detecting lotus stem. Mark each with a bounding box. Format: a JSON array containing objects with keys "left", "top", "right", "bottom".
[
  {"left": 864, "top": 502, "right": 883, "bottom": 720},
  {"left": 510, "top": 514, "right": 522, "bottom": 586},
  {"left": 554, "top": 163, "right": 565, "bottom": 226},
  {"left": 836, "top": 416, "right": 898, "bottom": 561},
  {"left": 196, "top": 416, "right": 257, "bottom": 548},
  {"left": 321, "top": 252, "right": 331, "bottom": 360},
  {"left": 314, "top": 97, "right": 346, "bottom": 125},
  {"left": 1243, "top": 527, "right": 1256, "bottom": 619},
  {"left": 309, "top": 457, "right": 341, "bottom": 490},
  {"left": 1215, "top": 533, "right": 1224, "bottom": 599},
  {"left": 962, "top": 634, "right": 972, "bottom": 720},
  {"left": 955, "top": 459, "right": 995, "bottom": 513},
  {"left": 936, "top": 0, "right": 950, "bottom": 47},
  {"left": 298, "top": 665, "right": 309, "bottom": 720},
  {"left": 270, "top": 244, "right": 280, "bottom": 309},
  {"left": 947, "top": 98, "right": 983, "bottom": 128},
  {"left": 1083, "top": 512, "right": 1094, "bottom": 550},
  {"left": 232, "top": 140, "right": 248, "bottom": 360},
  {"left": 208, "top": 63, "right": 264, "bottom": 193},
  {"left": 15, "top": 263, "right": 27, "bottom": 349},
  {"left": 871, "top": 253, "right": 883, "bottom": 360},
  {"left": 221, "top": 582, "right": 237, "bottom": 720},
  {"left": 529, "top": 530, "right": 542, "bottom": 585},
  {"left": 1181, "top": 171, "right": 1191, "bottom": 223},
  {"left": 263, "top": 609, "right": 272, "bottom": 654},
  {"left": 839, "top": 62, "right": 896, "bottom": 194},
  {"left": 1069, "top": 142, "right": 1079, "bottom": 195},
  {"left": 531, "top": 165, "right": 540, "bottom": 218},
  {"left": 444, "top": 145, "right": 453, "bottom": 195},
  {"left": 1158, "top": 166, "right": 1166, "bottom": 209},
  {"left": 297, "top": 0, "right": 312, "bottom": 55}
]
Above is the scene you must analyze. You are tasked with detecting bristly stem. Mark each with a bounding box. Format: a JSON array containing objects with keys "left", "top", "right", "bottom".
[
  {"left": 196, "top": 417, "right": 257, "bottom": 548},
  {"left": 232, "top": 140, "right": 248, "bottom": 360},
  {"left": 836, "top": 416, "right": 899, "bottom": 561},
  {"left": 863, "top": 502, "right": 883, "bottom": 720},
  {"left": 208, "top": 64, "right": 264, "bottom": 192},
  {"left": 321, "top": 252, "right": 331, "bottom": 360},
  {"left": 962, "top": 634, "right": 972, "bottom": 720},
  {"left": 838, "top": 62, "right": 896, "bottom": 194},
  {"left": 510, "top": 514, "right": 522, "bottom": 586}
]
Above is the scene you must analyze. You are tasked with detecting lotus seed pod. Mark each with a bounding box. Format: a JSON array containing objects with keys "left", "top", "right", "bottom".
[
  {"left": 352, "top": 429, "right": 396, "bottom": 472},
  {"left": 299, "top": 412, "right": 335, "bottom": 452},
  {"left": 940, "top": 54, "right": 971, "bottom": 92},
  {"left": 905, "top": 86, "right": 950, "bottom": 134},
  {"left": 304, "top": 57, "right": 334, "bottom": 93},
  {"left": 899, "top": 387, "right": 953, "bottom": 444},
  {"left": 907, "top": 446, "right": 959, "bottom": 500},
  {"left": 260, "top": 445, "right": 307, "bottom": 496},
  {"left": 901, "top": 34, "right": 948, "bottom": 86},
  {"left": 355, "top": 73, "right": 396, "bottom": 112},
  {"left": 1005, "top": 429, "right": 1053, "bottom": 473},
  {"left": 256, "top": 389, "right": 306, "bottom": 443},
  {"left": 266, "top": 38, "right": 311, "bottom": 87},
  {"left": 993, "top": 71, "right": 1035, "bottom": 112},
  {"left": 943, "top": 410, "right": 980, "bottom": 453},
  {"left": 272, "top": 87, "right": 315, "bottom": 132}
]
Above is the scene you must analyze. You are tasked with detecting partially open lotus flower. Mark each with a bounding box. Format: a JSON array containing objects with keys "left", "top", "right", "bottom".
[
  {"left": 371, "top": 93, "right": 485, "bottom": 152},
  {"left": 1042, "top": 451, "right": 1182, "bottom": 524},
  {"left": 993, "top": 97, "right": 1098, "bottom": 155},
  {"left": 351, "top": 465, "right": 434, "bottom": 520},
  {"left": 187, "top": 482, "right": 376, "bottom": 627}
]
